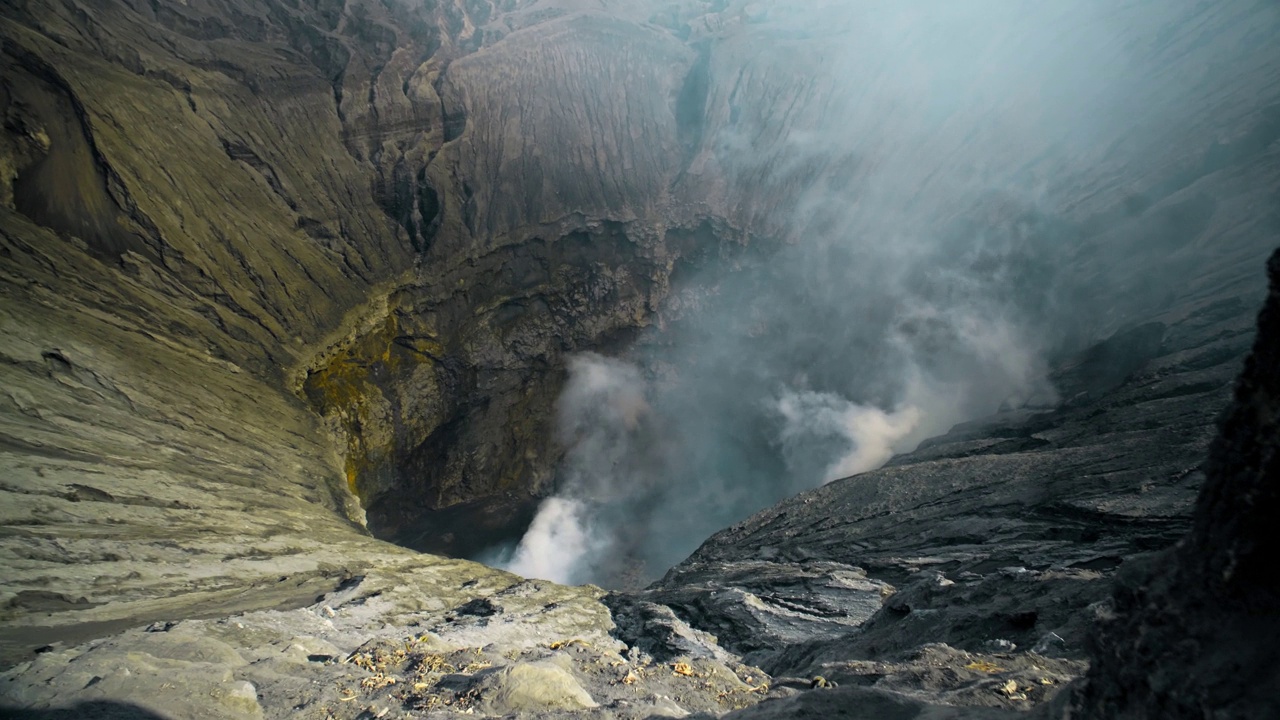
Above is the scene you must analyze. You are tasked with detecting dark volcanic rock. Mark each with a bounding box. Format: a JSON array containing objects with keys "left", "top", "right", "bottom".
[
  {"left": 642, "top": 233, "right": 1277, "bottom": 710},
  {"left": 716, "top": 685, "right": 1019, "bottom": 720},
  {"left": 1065, "top": 249, "right": 1280, "bottom": 719},
  {"left": 633, "top": 246, "right": 1280, "bottom": 717},
  {"left": 654, "top": 295, "right": 1256, "bottom": 662},
  {"left": 653, "top": 252, "right": 1280, "bottom": 719},
  {"left": 603, "top": 593, "right": 735, "bottom": 663},
  {"left": 626, "top": 561, "right": 892, "bottom": 664}
]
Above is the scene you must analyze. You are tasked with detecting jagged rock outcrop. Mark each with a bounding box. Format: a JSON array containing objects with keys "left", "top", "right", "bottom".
[{"left": 1063, "top": 249, "right": 1280, "bottom": 718}]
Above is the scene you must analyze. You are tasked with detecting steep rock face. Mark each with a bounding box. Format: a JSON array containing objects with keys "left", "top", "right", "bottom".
[
  {"left": 1, "top": 0, "right": 410, "bottom": 664},
  {"left": 1065, "top": 249, "right": 1280, "bottom": 718},
  {"left": 300, "top": 219, "right": 749, "bottom": 556},
  {"left": 0, "top": 0, "right": 723, "bottom": 622},
  {"left": 295, "top": 5, "right": 740, "bottom": 547},
  {"left": 0, "top": 0, "right": 784, "bottom": 660}
]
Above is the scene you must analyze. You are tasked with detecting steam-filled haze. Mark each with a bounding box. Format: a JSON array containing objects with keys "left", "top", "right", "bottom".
[{"left": 496, "top": 0, "right": 1277, "bottom": 585}]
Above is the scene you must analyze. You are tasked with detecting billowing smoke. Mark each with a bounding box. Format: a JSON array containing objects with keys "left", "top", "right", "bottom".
[
  {"left": 504, "top": 497, "right": 591, "bottom": 584},
  {"left": 499, "top": 1, "right": 1277, "bottom": 587},
  {"left": 505, "top": 354, "right": 660, "bottom": 584},
  {"left": 774, "top": 390, "right": 920, "bottom": 484}
]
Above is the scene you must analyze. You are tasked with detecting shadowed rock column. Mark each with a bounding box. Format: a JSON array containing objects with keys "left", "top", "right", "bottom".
[{"left": 1071, "top": 247, "right": 1280, "bottom": 718}]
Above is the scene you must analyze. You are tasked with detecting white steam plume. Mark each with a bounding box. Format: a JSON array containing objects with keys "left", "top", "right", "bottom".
[
  {"left": 504, "top": 498, "right": 592, "bottom": 584},
  {"left": 503, "top": 353, "right": 652, "bottom": 584},
  {"left": 776, "top": 390, "right": 922, "bottom": 483},
  {"left": 484, "top": 0, "right": 1272, "bottom": 589}
]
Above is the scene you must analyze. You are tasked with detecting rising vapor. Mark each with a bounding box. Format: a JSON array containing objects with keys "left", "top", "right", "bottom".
[
  {"left": 499, "top": 0, "right": 1255, "bottom": 587},
  {"left": 504, "top": 353, "right": 657, "bottom": 584},
  {"left": 775, "top": 390, "right": 921, "bottom": 484}
]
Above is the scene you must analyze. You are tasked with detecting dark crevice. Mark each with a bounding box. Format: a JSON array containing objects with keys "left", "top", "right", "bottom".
[
  {"left": 308, "top": 220, "right": 754, "bottom": 560},
  {"left": 4, "top": 46, "right": 163, "bottom": 266},
  {"left": 675, "top": 42, "right": 711, "bottom": 159}
]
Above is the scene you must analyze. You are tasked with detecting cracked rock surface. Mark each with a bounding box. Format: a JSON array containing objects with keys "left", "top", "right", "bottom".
[{"left": 2, "top": 553, "right": 775, "bottom": 719}]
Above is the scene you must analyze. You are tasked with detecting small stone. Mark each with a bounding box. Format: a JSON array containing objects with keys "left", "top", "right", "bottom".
[
  {"left": 1032, "top": 632, "right": 1066, "bottom": 654},
  {"left": 455, "top": 598, "right": 501, "bottom": 617},
  {"left": 984, "top": 639, "right": 1018, "bottom": 652},
  {"left": 471, "top": 662, "right": 597, "bottom": 714}
]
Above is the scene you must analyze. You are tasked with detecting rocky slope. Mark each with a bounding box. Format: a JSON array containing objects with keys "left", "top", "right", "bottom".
[
  {"left": 1, "top": 0, "right": 1279, "bottom": 718},
  {"left": 686, "top": 252, "right": 1280, "bottom": 720},
  {"left": 626, "top": 245, "right": 1271, "bottom": 717}
]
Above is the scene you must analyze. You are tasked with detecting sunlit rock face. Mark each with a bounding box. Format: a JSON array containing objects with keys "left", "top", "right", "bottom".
[
  {"left": 1, "top": 5, "right": 1279, "bottom": 717},
  {"left": 0, "top": 0, "right": 722, "bottom": 582}
]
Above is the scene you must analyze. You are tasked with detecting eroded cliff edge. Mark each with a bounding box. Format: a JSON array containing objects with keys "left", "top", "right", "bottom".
[{"left": 0, "top": 0, "right": 737, "bottom": 644}]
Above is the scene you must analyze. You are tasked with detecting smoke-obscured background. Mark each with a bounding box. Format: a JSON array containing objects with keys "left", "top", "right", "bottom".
[{"left": 493, "top": 0, "right": 1279, "bottom": 586}]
